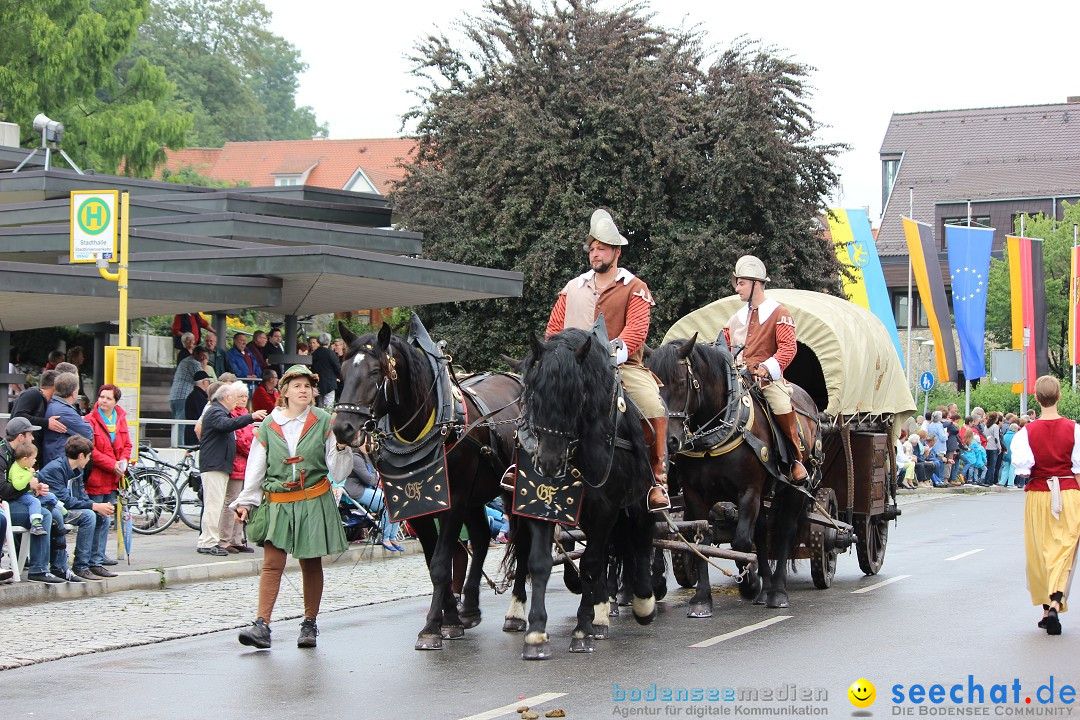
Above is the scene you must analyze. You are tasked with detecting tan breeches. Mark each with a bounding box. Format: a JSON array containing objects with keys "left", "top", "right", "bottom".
[
  {"left": 761, "top": 378, "right": 794, "bottom": 415},
  {"left": 621, "top": 363, "right": 665, "bottom": 419}
]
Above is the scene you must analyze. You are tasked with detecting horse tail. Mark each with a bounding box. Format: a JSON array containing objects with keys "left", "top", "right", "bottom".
[{"left": 499, "top": 512, "right": 519, "bottom": 578}]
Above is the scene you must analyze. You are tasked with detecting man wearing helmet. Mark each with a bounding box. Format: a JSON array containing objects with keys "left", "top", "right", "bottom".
[
  {"left": 724, "top": 255, "right": 808, "bottom": 482},
  {"left": 544, "top": 209, "right": 670, "bottom": 511}
]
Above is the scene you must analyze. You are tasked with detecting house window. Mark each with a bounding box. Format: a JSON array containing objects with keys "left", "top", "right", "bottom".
[
  {"left": 344, "top": 168, "right": 378, "bottom": 194},
  {"left": 893, "top": 293, "right": 928, "bottom": 328},
  {"left": 881, "top": 155, "right": 901, "bottom": 211},
  {"left": 274, "top": 176, "right": 301, "bottom": 187}
]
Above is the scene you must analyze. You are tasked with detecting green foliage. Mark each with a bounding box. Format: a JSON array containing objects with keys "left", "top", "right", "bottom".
[
  {"left": 394, "top": 0, "right": 845, "bottom": 368},
  {"left": 127, "top": 0, "right": 327, "bottom": 147},
  {"left": 159, "top": 165, "right": 249, "bottom": 187},
  {"left": 338, "top": 308, "right": 412, "bottom": 340},
  {"left": 0, "top": 0, "right": 191, "bottom": 176},
  {"left": 985, "top": 201, "right": 1079, "bottom": 378},
  {"left": 923, "top": 381, "right": 1080, "bottom": 421}
]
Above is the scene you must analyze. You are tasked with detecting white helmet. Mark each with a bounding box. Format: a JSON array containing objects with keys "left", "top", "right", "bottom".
[
  {"left": 733, "top": 255, "right": 769, "bottom": 283},
  {"left": 583, "top": 209, "right": 628, "bottom": 251}
]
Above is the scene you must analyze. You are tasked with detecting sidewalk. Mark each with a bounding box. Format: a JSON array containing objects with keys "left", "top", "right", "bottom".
[{"left": 0, "top": 522, "right": 421, "bottom": 608}]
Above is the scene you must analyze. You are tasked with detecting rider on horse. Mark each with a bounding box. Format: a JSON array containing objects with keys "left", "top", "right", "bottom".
[
  {"left": 544, "top": 208, "right": 671, "bottom": 512},
  {"left": 724, "top": 255, "right": 809, "bottom": 483}
]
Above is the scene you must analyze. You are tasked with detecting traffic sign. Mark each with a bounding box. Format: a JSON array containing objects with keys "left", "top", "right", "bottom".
[
  {"left": 919, "top": 371, "right": 935, "bottom": 392},
  {"left": 70, "top": 190, "right": 118, "bottom": 263}
]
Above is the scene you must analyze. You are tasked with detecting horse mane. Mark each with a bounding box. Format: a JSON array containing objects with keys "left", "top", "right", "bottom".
[
  {"left": 523, "top": 328, "right": 648, "bottom": 491},
  {"left": 649, "top": 339, "right": 732, "bottom": 412}
]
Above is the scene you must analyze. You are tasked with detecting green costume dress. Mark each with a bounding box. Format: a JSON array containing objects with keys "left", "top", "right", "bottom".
[{"left": 253, "top": 407, "right": 348, "bottom": 558}]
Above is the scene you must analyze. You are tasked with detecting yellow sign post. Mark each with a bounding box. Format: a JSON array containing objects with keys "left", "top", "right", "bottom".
[{"left": 73, "top": 190, "right": 138, "bottom": 559}]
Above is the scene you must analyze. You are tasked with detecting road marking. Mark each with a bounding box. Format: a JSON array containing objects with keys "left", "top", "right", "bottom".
[
  {"left": 851, "top": 574, "right": 911, "bottom": 594},
  {"left": 459, "top": 692, "right": 568, "bottom": 720},
  {"left": 690, "top": 615, "right": 792, "bottom": 648},
  {"left": 945, "top": 549, "right": 983, "bottom": 561}
]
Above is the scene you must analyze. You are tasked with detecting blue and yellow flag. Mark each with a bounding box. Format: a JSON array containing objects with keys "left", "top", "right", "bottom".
[
  {"left": 829, "top": 208, "right": 904, "bottom": 365},
  {"left": 946, "top": 225, "right": 994, "bottom": 381}
]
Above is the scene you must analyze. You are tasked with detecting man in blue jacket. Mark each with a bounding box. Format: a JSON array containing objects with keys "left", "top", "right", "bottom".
[
  {"left": 43, "top": 373, "right": 93, "bottom": 466},
  {"left": 37, "top": 435, "right": 115, "bottom": 581}
]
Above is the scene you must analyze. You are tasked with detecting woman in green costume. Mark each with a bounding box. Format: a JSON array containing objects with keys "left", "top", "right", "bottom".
[{"left": 232, "top": 365, "right": 353, "bottom": 649}]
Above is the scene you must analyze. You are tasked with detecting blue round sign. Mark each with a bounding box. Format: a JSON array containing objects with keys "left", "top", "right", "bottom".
[{"left": 920, "top": 371, "right": 935, "bottom": 392}]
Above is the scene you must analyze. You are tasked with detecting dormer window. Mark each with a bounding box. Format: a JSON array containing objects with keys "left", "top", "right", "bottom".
[{"left": 344, "top": 167, "right": 378, "bottom": 194}]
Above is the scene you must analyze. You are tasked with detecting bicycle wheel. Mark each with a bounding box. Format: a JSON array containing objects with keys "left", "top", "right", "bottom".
[
  {"left": 121, "top": 469, "right": 179, "bottom": 535},
  {"left": 176, "top": 473, "right": 203, "bottom": 531}
]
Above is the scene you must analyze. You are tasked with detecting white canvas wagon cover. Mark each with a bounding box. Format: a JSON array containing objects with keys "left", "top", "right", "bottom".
[{"left": 662, "top": 289, "right": 916, "bottom": 420}]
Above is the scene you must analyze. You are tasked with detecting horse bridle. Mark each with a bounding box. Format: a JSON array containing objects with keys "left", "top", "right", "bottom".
[
  {"left": 667, "top": 347, "right": 747, "bottom": 451},
  {"left": 667, "top": 355, "right": 701, "bottom": 444},
  {"left": 334, "top": 342, "right": 435, "bottom": 441}
]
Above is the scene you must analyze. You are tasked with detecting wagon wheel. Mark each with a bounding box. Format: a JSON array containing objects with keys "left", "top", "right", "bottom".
[
  {"left": 809, "top": 487, "right": 838, "bottom": 589},
  {"left": 855, "top": 513, "right": 889, "bottom": 576},
  {"left": 670, "top": 547, "right": 698, "bottom": 589}
]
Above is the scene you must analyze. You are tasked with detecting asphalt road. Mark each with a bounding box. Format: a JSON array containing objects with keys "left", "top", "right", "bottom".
[{"left": 3, "top": 490, "right": 1078, "bottom": 719}]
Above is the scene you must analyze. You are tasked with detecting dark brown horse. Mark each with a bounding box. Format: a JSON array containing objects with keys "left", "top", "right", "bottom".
[
  {"left": 648, "top": 334, "right": 820, "bottom": 614},
  {"left": 331, "top": 322, "right": 521, "bottom": 650}
]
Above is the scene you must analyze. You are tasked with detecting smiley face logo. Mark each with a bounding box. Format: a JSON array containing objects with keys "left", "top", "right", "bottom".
[{"left": 848, "top": 678, "right": 876, "bottom": 708}]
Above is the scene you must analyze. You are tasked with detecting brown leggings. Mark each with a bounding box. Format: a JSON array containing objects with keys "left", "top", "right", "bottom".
[{"left": 257, "top": 542, "right": 324, "bottom": 624}]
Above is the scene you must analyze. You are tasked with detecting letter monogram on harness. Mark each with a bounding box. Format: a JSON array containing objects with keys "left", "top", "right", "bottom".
[
  {"left": 404, "top": 481, "right": 423, "bottom": 500},
  {"left": 535, "top": 483, "right": 557, "bottom": 506}
]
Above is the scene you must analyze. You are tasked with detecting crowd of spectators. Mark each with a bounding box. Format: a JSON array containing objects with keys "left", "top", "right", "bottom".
[{"left": 898, "top": 403, "right": 1034, "bottom": 489}]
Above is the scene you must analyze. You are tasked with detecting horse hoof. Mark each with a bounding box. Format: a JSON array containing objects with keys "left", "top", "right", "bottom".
[
  {"left": 753, "top": 587, "right": 768, "bottom": 605},
  {"left": 608, "top": 601, "right": 620, "bottom": 617},
  {"left": 569, "top": 635, "right": 595, "bottom": 653},
  {"left": 503, "top": 617, "right": 527, "bottom": 633},
  {"left": 461, "top": 611, "right": 482, "bottom": 629},
  {"left": 441, "top": 624, "right": 465, "bottom": 639},
  {"left": 766, "top": 592, "right": 789, "bottom": 609},
  {"left": 592, "top": 625, "right": 609, "bottom": 640},
  {"left": 415, "top": 634, "right": 443, "bottom": 651},
  {"left": 687, "top": 603, "right": 713, "bottom": 619},
  {"left": 522, "top": 642, "right": 551, "bottom": 660}
]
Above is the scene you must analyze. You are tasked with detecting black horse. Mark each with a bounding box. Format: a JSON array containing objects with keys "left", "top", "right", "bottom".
[
  {"left": 648, "top": 334, "right": 819, "bottom": 614},
  {"left": 331, "top": 322, "right": 521, "bottom": 650},
  {"left": 502, "top": 329, "right": 657, "bottom": 659}
]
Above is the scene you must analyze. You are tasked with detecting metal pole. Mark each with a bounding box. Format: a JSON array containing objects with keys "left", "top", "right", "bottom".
[
  {"left": 965, "top": 199, "right": 971, "bottom": 415},
  {"left": 1074, "top": 225, "right": 1078, "bottom": 391},
  {"left": 1021, "top": 328, "right": 1030, "bottom": 416},
  {"left": 907, "top": 188, "right": 914, "bottom": 387}
]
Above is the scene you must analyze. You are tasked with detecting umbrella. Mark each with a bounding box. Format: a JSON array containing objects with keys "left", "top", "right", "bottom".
[{"left": 116, "top": 471, "right": 133, "bottom": 565}]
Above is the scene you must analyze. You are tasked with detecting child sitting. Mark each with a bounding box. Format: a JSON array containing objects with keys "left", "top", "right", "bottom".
[
  {"left": 896, "top": 441, "right": 917, "bottom": 489},
  {"left": 7, "top": 444, "right": 63, "bottom": 535},
  {"left": 959, "top": 429, "right": 988, "bottom": 485}
]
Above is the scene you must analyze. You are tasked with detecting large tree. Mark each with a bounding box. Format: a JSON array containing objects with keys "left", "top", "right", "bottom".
[
  {"left": 394, "top": 0, "right": 845, "bottom": 368},
  {"left": 0, "top": 0, "right": 190, "bottom": 176},
  {"left": 126, "top": 0, "right": 326, "bottom": 147},
  {"left": 985, "top": 201, "right": 1078, "bottom": 378}
]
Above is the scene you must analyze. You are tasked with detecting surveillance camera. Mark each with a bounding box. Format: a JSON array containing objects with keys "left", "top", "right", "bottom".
[{"left": 32, "top": 113, "right": 64, "bottom": 142}]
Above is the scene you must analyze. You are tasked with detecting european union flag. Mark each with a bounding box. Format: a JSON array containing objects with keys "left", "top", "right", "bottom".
[{"left": 946, "top": 225, "right": 995, "bottom": 381}]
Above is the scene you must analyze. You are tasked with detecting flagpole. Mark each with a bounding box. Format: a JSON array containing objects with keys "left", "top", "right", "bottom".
[
  {"left": 964, "top": 200, "right": 972, "bottom": 417},
  {"left": 1019, "top": 214, "right": 1028, "bottom": 416},
  {"left": 1074, "top": 224, "right": 1078, "bottom": 391},
  {"left": 907, "top": 187, "right": 914, "bottom": 390}
]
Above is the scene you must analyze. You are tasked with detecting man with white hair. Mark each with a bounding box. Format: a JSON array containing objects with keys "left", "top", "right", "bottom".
[
  {"left": 197, "top": 381, "right": 266, "bottom": 556},
  {"left": 926, "top": 410, "right": 948, "bottom": 460},
  {"left": 310, "top": 332, "right": 341, "bottom": 409}
]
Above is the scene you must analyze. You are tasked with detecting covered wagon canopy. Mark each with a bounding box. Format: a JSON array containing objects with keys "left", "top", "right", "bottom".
[{"left": 663, "top": 289, "right": 916, "bottom": 421}]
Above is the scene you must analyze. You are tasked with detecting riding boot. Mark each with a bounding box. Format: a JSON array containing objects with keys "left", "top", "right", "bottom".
[
  {"left": 643, "top": 417, "right": 671, "bottom": 511},
  {"left": 775, "top": 412, "right": 808, "bottom": 483}
]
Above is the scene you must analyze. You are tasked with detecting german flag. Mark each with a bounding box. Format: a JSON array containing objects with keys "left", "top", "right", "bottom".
[
  {"left": 903, "top": 217, "right": 958, "bottom": 382},
  {"left": 1007, "top": 236, "right": 1049, "bottom": 393}
]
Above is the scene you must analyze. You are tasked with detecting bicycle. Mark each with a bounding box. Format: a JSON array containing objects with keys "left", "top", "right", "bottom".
[
  {"left": 138, "top": 443, "right": 203, "bottom": 531},
  {"left": 118, "top": 464, "right": 180, "bottom": 535}
]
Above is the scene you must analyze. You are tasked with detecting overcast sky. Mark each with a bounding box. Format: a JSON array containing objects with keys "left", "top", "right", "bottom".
[{"left": 263, "top": 0, "right": 1078, "bottom": 225}]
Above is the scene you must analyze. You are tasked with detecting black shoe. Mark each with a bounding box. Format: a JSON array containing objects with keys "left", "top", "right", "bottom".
[
  {"left": 64, "top": 571, "right": 86, "bottom": 584},
  {"left": 27, "top": 572, "right": 65, "bottom": 584},
  {"left": 74, "top": 568, "right": 102, "bottom": 581},
  {"left": 297, "top": 618, "right": 318, "bottom": 648},
  {"left": 0, "top": 568, "right": 12, "bottom": 583},
  {"left": 89, "top": 565, "right": 118, "bottom": 578},
  {"left": 239, "top": 618, "right": 272, "bottom": 649},
  {"left": 1045, "top": 608, "right": 1062, "bottom": 636},
  {"left": 100, "top": 556, "right": 119, "bottom": 566}
]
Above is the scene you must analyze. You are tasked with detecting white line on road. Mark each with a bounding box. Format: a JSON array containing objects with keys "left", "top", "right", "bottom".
[
  {"left": 459, "top": 692, "right": 569, "bottom": 720},
  {"left": 851, "top": 574, "right": 911, "bottom": 594},
  {"left": 945, "top": 549, "right": 984, "bottom": 561},
  {"left": 690, "top": 615, "right": 793, "bottom": 648}
]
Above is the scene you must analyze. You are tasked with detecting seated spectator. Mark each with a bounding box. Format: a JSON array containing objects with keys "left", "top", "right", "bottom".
[
  {"left": 342, "top": 443, "right": 402, "bottom": 552},
  {"left": 915, "top": 435, "right": 946, "bottom": 487},
  {"left": 252, "top": 370, "right": 280, "bottom": 414},
  {"left": 10, "top": 369, "right": 60, "bottom": 461},
  {"left": 227, "top": 332, "right": 262, "bottom": 383},
  {"left": 896, "top": 440, "right": 917, "bottom": 489},
  {"left": 84, "top": 384, "right": 131, "bottom": 577},
  {"left": 296, "top": 341, "right": 309, "bottom": 356},
  {"left": 486, "top": 496, "right": 508, "bottom": 543},
  {"left": 43, "top": 349, "right": 65, "bottom": 371},
  {"left": 249, "top": 330, "right": 271, "bottom": 375},
  {"left": 959, "top": 428, "right": 988, "bottom": 485},
  {"left": 176, "top": 332, "right": 197, "bottom": 363},
  {"left": 945, "top": 412, "right": 963, "bottom": 484},
  {"left": 6, "top": 443, "right": 61, "bottom": 535},
  {"left": 36, "top": 435, "right": 110, "bottom": 582},
  {"left": 0, "top": 510, "right": 11, "bottom": 583},
  {"left": 184, "top": 371, "right": 212, "bottom": 445},
  {"left": 206, "top": 331, "right": 228, "bottom": 380},
  {"left": 1, "top": 419, "right": 65, "bottom": 583},
  {"left": 43, "top": 373, "right": 93, "bottom": 466},
  {"left": 169, "top": 346, "right": 207, "bottom": 420}
]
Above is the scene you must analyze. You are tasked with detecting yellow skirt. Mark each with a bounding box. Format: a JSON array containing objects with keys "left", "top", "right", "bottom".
[{"left": 1024, "top": 488, "right": 1080, "bottom": 611}]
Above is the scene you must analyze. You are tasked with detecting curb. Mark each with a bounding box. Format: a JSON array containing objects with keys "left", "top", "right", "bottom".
[{"left": 0, "top": 538, "right": 423, "bottom": 608}]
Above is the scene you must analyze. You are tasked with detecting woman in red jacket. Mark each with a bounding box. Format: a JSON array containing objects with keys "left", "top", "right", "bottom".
[
  {"left": 218, "top": 383, "right": 256, "bottom": 553},
  {"left": 86, "top": 384, "right": 133, "bottom": 498}
]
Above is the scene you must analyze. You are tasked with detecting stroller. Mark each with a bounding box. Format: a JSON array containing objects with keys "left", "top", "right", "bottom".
[{"left": 336, "top": 452, "right": 408, "bottom": 549}]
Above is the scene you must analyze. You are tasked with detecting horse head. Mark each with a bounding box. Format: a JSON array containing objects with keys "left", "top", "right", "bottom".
[
  {"left": 519, "top": 330, "right": 602, "bottom": 478},
  {"left": 332, "top": 321, "right": 398, "bottom": 446}
]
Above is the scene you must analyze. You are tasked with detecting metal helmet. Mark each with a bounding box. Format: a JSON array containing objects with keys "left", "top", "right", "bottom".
[
  {"left": 733, "top": 255, "right": 769, "bottom": 283},
  {"left": 583, "top": 209, "right": 628, "bottom": 251}
]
